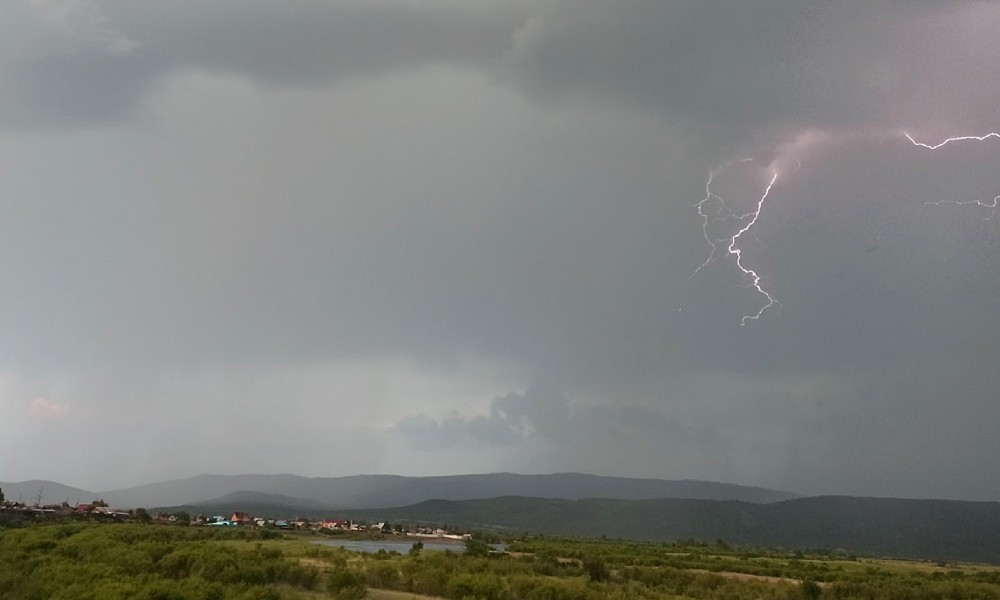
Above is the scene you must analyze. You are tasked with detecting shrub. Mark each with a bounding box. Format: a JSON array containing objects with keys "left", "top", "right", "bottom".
[
  {"left": 445, "top": 573, "right": 506, "bottom": 600},
  {"left": 583, "top": 556, "right": 609, "bottom": 582},
  {"left": 465, "top": 538, "right": 490, "bottom": 558},
  {"left": 327, "top": 570, "right": 367, "bottom": 599},
  {"left": 366, "top": 562, "right": 399, "bottom": 589}
]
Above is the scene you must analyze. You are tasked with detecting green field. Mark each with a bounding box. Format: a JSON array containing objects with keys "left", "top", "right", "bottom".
[{"left": 3, "top": 523, "right": 1000, "bottom": 599}]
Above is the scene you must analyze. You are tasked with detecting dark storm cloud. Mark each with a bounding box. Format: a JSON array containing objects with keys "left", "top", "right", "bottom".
[
  {"left": 3, "top": 1, "right": 1000, "bottom": 499},
  {"left": 9, "top": 1, "right": 995, "bottom": 134},
  {"left": 4, "top": 0, "right": 997, "bottom": 377},
  {"left": 500, "top": 1, "right": 1000, "bottom": 158},
  {"left": 396, "top": 381, "right": 571, "bottom": 449},
  {"left": 1, "top": 0, "right": 527, "bottom": 128},
  {"left": 392, "top": 381, "right": 737, "bottom": 482},
  {"left": 397, "top": 381, "right": 703, "bottom": 452}
]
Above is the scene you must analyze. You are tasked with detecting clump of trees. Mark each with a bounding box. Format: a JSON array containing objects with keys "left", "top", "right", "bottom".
[
  {"left": 326, "top": 570, "right": 366, "bottom": 599},
  {"left": 463, "top": 537, "right": 490, "bottom": 557},
  {"left": 0, "top": 523, "right": 323, "bottom": 599}
]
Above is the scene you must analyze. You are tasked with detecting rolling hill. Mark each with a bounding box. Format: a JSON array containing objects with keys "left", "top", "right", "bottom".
[
  {"left": 95, "top": 472, "right": 797, "bottom": 508},
  {"left": 334, "top": 495, "right": 1000, "bottom": 563},
  {"left": 9, "top": 472, "right": 1000, "bottom": 563},
  {"left": 0, "top": 480, "right": 96, "bottom": 507}
]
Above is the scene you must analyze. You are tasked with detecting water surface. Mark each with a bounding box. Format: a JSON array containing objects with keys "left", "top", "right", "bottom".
[{"left": 313, "top": 538, "right": 465, "bottom": 554}]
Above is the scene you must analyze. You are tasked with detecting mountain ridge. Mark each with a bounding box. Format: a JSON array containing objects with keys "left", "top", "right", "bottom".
[
  {"left": 330, "top": 495, "right": 1000, "bottom": 564},
  {"left": 0, "top": 480, "right": 95, "bottom": 507},
  {"left": 155, "top": 493, "right": 1000, "bottom": 563},
  {"left": 101, "top": 472, "right": 798, "bottom": 508},
  {"left": 2, "top": 472, "right": 798, "bottom": 508}
]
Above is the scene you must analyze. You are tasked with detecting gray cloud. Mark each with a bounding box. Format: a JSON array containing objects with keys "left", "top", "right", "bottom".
[
  {"left": 397, "top": 381, "right": 713, "bottom": 455},
  {"left": 2, "top": 1, "right": 1000, "bottom": 499},
  {"left": 397, "top": 381, "right": 567, "bottom": 449},
  {"left": 11, "top": 1, "right": 998, "bottom": 138},
  {"left": 1, "top": 0, "right": 528, "bottom": 129},
  {"left": 501, "top": 1, "right": 1000, "bottom": 145}
]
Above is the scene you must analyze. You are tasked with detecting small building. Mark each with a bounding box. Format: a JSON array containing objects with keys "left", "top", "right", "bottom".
[
  {"left": 230, "top": 512, "right": 253, "bottom": 525},
  {"left": 209, "top": 520, "right": 236, "bottom": 527}
]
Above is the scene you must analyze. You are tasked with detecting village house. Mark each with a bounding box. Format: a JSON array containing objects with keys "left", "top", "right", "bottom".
[
  {"left": 230, "top": 512, "right": 253, "bottom": 525},
  {"left": 319, "top": 519, "right": 349, "bottom": 530}
]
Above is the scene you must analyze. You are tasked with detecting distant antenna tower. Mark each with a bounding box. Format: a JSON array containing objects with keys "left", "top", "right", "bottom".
[{"left": 35, "top": 485, "right": 43, "bottom": 507}]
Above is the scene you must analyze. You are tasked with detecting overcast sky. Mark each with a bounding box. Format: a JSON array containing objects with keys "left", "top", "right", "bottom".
[{"left": 2, "top": 0, "right": 999, "bottom": 500}]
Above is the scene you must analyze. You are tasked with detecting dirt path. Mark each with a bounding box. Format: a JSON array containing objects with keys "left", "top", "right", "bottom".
[
  {"left": 367, "top": 590, "right": 441, "bottom": 600},
  {"left": 686, "top": 568, "right": 824, "bottom": 586}
]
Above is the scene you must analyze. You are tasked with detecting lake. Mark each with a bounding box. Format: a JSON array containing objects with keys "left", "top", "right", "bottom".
[{"left": 313, "top": 538, "right": 507, "bottom": 554}]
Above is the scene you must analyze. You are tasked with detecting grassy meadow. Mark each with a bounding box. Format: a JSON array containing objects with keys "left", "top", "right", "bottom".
[{"left": 3, "top": 522, "right": 1000, "bottom": 599}]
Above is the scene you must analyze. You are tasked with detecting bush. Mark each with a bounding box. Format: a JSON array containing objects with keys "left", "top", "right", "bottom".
[
  {"left": 445, "top": 573, "right": 506, "bottom": 600},
  {"left": 327, "top": 570, "right": 367, "bottom": 599},
  {"left": 405, "top": 565, "right": 449, "bottom": 597},
  {"left": 801, "top": 579, "right": 822, "bottom": 600},
  {"left": 236, "top": 588, "right": 282, "bottom": 600},
  {"left": 583, "top": 556, "right": 609, "bottom": 582},
  {"left": 465, "top": 538, "right": 490, "bottom": 557},
  {"left": 366, "top": 562, "right": 399, "bottom": 589}
]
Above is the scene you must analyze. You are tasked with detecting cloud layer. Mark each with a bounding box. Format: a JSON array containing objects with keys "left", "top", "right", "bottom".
[{"left": 1, "top": 1, "right": 999, "bottom": 499}]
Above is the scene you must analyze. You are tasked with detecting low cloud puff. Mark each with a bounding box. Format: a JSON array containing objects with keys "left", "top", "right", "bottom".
[
  {"left": 27, "top": 397, "right": 70, "bottom": 420},
  {"left": 397, "top": 381, "right": 696, "bottom": 450}
]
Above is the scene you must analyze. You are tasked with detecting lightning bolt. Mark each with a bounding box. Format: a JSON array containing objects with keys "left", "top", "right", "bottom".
[
  {"left": 903, "top": 131, "right": 1000, "bottom": 150},
  {"left": 693, "top": 159, "right": 752, "bottom": 278},
  {"left": 694, "top": 160, "right": 781, "bottom": 326},
  {"left": 694, "top": 128, "right": 999, "bottom": 324},
  {"left": 732, "top": 170, "right": 780, "bottom": 326},
  {"left": 904, "top": 131, "right": 1000, "bottom": 221}
]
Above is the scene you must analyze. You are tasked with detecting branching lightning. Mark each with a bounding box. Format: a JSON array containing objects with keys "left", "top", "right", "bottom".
[
  {"left": 694, "top": 160, "right": 781, "bottom": 326},
  {"left": 903, "top": 131, "right": 1000, "bottom": 150},
  {"left": 730, "top": 170, "right": 780, "bottom": 326},
  {"left": 904, "top": 131, "right": 1000, "bottom": 221},
  {"left": 693, "top": 129, "right": 999, "bottom": 325},
  {"left": 693, "top": 159, "right": 752, "bottom": 277}
]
